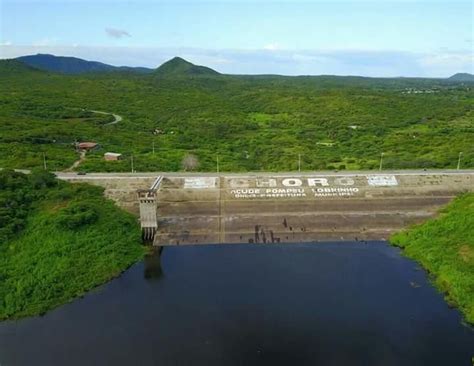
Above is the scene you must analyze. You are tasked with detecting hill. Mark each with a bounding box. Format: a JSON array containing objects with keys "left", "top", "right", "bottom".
[
  {"left": 0, "top": 54, "right": 473, "bottom": 172},
  {"left": 0, "top": 59, "right": 42, "bottom": 74},
  {"left": 448, "top": 73, "right": 474, "bottom": 82},
  {"left": 154, "top": 57, "right": 220, "bottom": 76},
  {"left": 16, "top": 54, "right": 153, "bottom": 74}
]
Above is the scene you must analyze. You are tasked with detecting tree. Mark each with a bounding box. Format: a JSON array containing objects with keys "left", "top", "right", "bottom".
[
  {"left": 181, "top": 154, "right": 200, "bottom": 171},
  {"left": 29, "top": 169, "right": 57, "bottom": 189}
]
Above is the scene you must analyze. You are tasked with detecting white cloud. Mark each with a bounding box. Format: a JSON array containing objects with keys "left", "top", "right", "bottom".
[
  {"left": 105, "top": 27, "right": 131, "bottom": 39},
  {"left": 291, "top": 53, "right": 330, "bottom": 63},
  {"left": 418, "top": 52, "right": 473, "bottom": 75},
  {"left": 180, "top": 53, "right": 233, "bottom": 65},
  {"left": 32, "top": 38, "right": 59, "bottom": 46},
  {"left": 263, "top": 43, "right": 281, "bottom": 51},
  {"left": 0, "top": 41, "right": 12, "bottom": 46}
]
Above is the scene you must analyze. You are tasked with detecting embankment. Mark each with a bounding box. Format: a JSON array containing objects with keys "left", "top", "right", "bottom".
[
  {"left": 0, "top": 170, "right": 145, "bottom": 320},
  {"left": 391, "top": 193, "right": 474, "bottom": 324}
]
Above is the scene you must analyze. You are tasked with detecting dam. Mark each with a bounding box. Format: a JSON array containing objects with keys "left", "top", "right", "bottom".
[{"left": 57, "top": 170, "right": 474, "bottom": 245}]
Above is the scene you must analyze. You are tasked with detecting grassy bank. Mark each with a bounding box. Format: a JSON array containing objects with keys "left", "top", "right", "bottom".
[
  {"left": 0, "top": 170, "right": 145, "bottom": 320},
  {"left": 391, "top": 193, "right": 474, "bottom": 324}
]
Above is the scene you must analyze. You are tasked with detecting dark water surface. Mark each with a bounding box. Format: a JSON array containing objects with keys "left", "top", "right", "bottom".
[{"left": 0, "top": 242, "right": 473, "bottom": 366}]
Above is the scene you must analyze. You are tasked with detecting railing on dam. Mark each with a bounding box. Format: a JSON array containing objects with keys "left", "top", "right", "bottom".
[{"left": 137, "top": 176, "right": 162, "bottom": 241}]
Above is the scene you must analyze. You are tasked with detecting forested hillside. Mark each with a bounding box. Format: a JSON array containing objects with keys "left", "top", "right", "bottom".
[
  {"left": 1, "top": 58, "right": 473, "bottom": 172},
  {"left": 16, "top": 54, "right": 154, "bottom": 74}
]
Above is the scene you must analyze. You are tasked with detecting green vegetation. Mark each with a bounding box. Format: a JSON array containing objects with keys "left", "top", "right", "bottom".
[
  {"left": 155, "top": 56, "right": 219, "bottom": 76},
  {"left": 17, "top": 53, "right": 154, "bottom": 74},
  {"left": 448, "top": 73, "right": 474, "bottom": 82},
  {"left": 391, "top": 193, "right": 474, "bottom": 324},
  {"left": 0, "top": 58, "right": 473, "bottom": 172},
  {"left": 0, "top": 169, "right": 145, "bottom": 320}
]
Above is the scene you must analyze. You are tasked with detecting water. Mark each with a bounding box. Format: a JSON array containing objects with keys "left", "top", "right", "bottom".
[{"left": 0, "top": 242, "right": 472, "bottom": 366}]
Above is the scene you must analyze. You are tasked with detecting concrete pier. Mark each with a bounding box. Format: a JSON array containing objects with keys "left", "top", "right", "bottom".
[{"left": 137, "top": 176, "right": 163, "bottom": 241}]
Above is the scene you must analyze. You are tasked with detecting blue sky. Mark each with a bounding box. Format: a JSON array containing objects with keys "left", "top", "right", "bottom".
[{"left": 1, "top": 0, "right": 472, "bottom": 76}]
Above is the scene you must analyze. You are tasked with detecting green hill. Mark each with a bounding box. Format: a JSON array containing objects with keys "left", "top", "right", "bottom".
[
  {"left": 16, "top": 54, "right": 153, "bottom": 74},
  {"left": 0, "top": 59, "right": 42, "bottom": 74},
  {"left": 155, "top": 57, "right": 220, "bottom": 76},
  {"left": 0, "top": 55, "right": 473, "bottom": 172},
  {"left": 448, "top": 73, "right": 474, "bottom": 82}
]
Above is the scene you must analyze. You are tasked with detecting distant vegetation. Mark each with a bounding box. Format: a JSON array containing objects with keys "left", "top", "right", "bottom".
[
  {"left": 0, "top": 170, "right": 144, "bottom": 320},
  {"left": 155, "top": 56, "right": 219, "bottom": 77},
  {"left": 448, "top": 73, "right": 474, "bottom": 82},
  {"left": 0, "top": 56, "right": 473, "bottom": 172},
  {"left": 391, "top": 193, "right": 474, "bottom": 324},
  {"left": 17, "top": 53, "right": 154, "bottom": 74}
]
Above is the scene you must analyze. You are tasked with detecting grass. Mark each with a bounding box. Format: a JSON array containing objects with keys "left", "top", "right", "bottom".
[
  {"left": 391, "top": 193, "right": 474, "bottom": 324},
  {"left": 0, "top": 171, "right": 145, "bottom": 320}
]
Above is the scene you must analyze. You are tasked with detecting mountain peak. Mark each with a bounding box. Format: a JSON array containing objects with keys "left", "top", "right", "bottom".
[
  {"left": 169, "top": 56, "right": 192, "bottom": 64},
  {"left": 155, "top": 57, "right": 219, "bottom": 76},
  {"left": 448, "top": 73, "right": 474, "bottom": 82}
]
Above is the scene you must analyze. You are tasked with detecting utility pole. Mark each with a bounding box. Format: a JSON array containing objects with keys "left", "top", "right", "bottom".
[
  {"left": 152, "top": 141, "right": 155, "bottom": 155},
  {"left": 131, "top": 154, "right": 135, "bottom": 173},
  {"left": 379, "top": 152, "right": 384, "bottom": 171},
  {"left": 216, "top": 155, "right": 220, "bottom": 174},
  {"left": 298, "top": 153, "right": 301, "bottom": 172},
  {"left": 457, "top": 152, "right": 463, "bottom": 170},
  {"left": 43, "top": 152, "right": 47, "bottom": 170}
]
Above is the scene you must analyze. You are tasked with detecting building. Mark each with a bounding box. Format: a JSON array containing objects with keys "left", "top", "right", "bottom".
[
  {"left": 104, "top": 152, "right": 122, "bottom": 161},
  {"left": 76, "top": 142, "right": 99, "bottom": 151}
]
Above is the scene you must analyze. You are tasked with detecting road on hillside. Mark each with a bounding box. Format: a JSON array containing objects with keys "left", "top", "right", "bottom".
[
  {"left": 65, "top": 109, "right": 123, "bottom": 171},
  {"left": 88, "top": 109, "right": 122, "bottom": 125}
]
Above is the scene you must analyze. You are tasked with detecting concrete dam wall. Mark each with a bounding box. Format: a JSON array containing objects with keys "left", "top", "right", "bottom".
[{"left": 57, "top": 171, "right": 474, "bottom": 245}]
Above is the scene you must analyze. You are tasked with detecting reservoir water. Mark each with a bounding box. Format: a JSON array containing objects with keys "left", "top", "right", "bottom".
[{"left": 0, "top": 242, "right": 473, "bottom": 365}]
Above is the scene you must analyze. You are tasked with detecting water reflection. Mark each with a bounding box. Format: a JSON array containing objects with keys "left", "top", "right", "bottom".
[{"left": 143, "top": 247, "right": 163, "bottom": 280}]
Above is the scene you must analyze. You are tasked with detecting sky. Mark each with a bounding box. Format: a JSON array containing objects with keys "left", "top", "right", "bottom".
[{"left": 0, "top": 0, "right": 472, "bottom": 77}]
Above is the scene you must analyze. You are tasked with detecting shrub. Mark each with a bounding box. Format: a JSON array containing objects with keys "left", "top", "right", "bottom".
[
  {"left": 57, "top": 201, "right": 99, "bottom": 230},
  {"left": 29, "top": 170, "right": 57, "bottom": 189}
]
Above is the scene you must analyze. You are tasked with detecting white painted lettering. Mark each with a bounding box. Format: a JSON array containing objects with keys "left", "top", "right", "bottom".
[
  {"left": 229, "top": 179, "right": 250, "bottom": 188},
  {"left": 282, "top": 178, "right": 303, "bottom": 187},
  {"left": 334, "top": 177, "right": 355, "bottom": 186},
  {"left": 256, "top": 178, "right": 277, "bottom": 187},
  {"left": 307, "top": 178, "right": 329, "bottom": 187}
]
